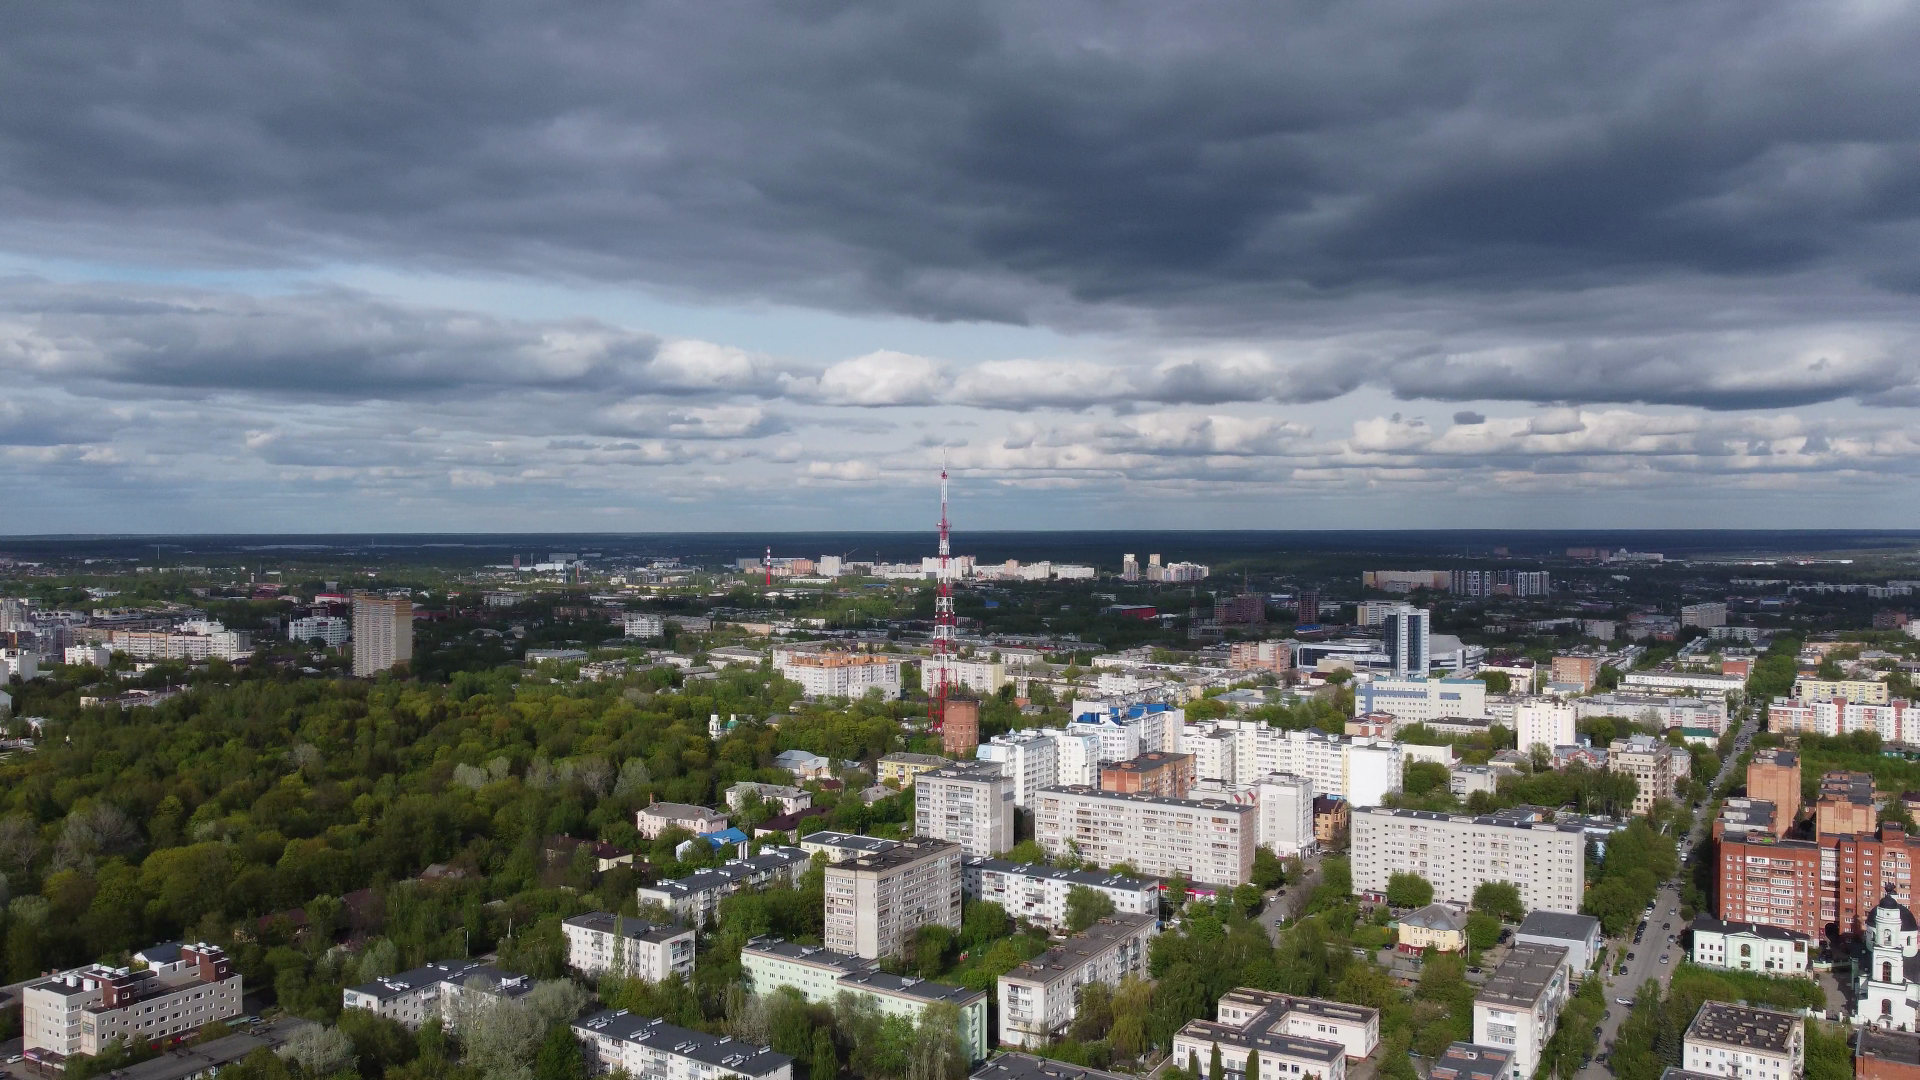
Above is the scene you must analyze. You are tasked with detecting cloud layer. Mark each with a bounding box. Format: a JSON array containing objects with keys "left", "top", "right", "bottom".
[{"left": 0, "top": 0, "right": 1917, "bottom": 528}]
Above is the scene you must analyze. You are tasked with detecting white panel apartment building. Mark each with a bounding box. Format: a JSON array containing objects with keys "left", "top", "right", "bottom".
[
  {"left": 572, "top": 1011, "right": 793, "bottom": 1080},
  {"left": 1575, "top": 693, "right": 1728, "bottom": 734},
  {"left": 23, "top": 944, "right": 241, "bottom": 1060},
  {"left": 1048, "top": 731, "right": 1101, "bottom": 787},
  {"left": 1033, "top": 786, "right": 1256, "bottom": 885},
  {"left": 775, "top": 652, "right": 902, "bottom": 700},
  {"left": 1350, "top": 676, "right": 1489, "bottom": 724},
  {"left": 637, "top": 847, "right": 812, "bottom": 926},
  {"left": 1680, "top": 1002, "right": 1802, "bottom": 1080},
  {"left": 1514, "top": 699, "right": 1576, "bottom": 754},
  {"left": 962, "top": 857, "right": 1159, "bottom": 931},
  {"left": 562, "top": 913, "right": 696, "bottom": 981},
  {"left": 1180, "top": 722, "right": 1403, "bottom": 805},
  {"left": 1473, "top": 945, "right": 1570, "bottom": 1080},
  {"left": 343, "top": 962, "right": 533, "bottom": 1032},
  {"left": 824, "top": 840, "right": 964, "bottom": 959},
  {"left": 1351, "top": 807, "right": 1587, "bottom": 913},
  {"left": 1254, "top": 773, "right": 1315, "bottom": 856},
  {"left": 975, "top": 732, "right": 1059, "bottom": 808},
  {"left": 997, "top": 915, "right": 1157, "bottom": 1047},
  {"left": 915, "top": 761, "right": 1014, "bottom": 857}
]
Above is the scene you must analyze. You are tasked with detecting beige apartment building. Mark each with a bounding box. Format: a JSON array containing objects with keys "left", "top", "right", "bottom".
[
  {"left": 24, "top": 943, "right": 241, "bottom": 1060},
  {"left": 351, "top": 594, "right": 413, "bottom": 677},
  {"left": 1032, "top": 786, "right": 1256, "bottom": 885},
  {"left": 1608, "top": 735, "right": 1676, "bottom": 817},
  {"left": 824, "top": 839, "right": 963, "bottom": 959},
  {"left": 914, "top": 761, "right": 1014, "bottom": 857}
]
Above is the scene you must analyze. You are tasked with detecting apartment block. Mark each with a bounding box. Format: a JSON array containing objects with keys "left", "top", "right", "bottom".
[
  {"left": 1254, "top": 773, "right": 1316, "bottom": 856},
  {"left": 877, "top": 752, "right": 949, "bottom": 788},
  {"left": 351, "top": 594, "right": 413, "bottom": 677},
  {"left": 1033, "top": 786, "right": 1256, "bottom": 885},
  {"left": 1228, "top": 640, "right": 1292, "bottom": 673},
  {"left": 1514, "top": 699, "right": 1575, "bottom": 754},
  {"left": 637, "top": 847, "right": 811, "bottom": 927},
  {"left": 1549, "top": 655, "right": 1601, "bottom": 692},
  {"left": 1179, "top": 721, "right": 1403, "bottom": 805},
  {"left": 343, "top": 962, "right": 532, "bottom": 1032},
  {"left": 562, "top": 913, "right": 695, "bottom": 981},
  {"left": 915, "top": 761, "right": 1015, "bottom": 857},
  {"left": 1619, "top": 669, "right": 1746, "bottom": 697},
  {"left": 741, "top": 939, "right": 989, "bottom": 1062},
  {"left": 925, "top": 657, "right": 1009, "bottom": 696},
  {"left": 1768, "top": 697, "right": 1917, "bottom": 741},
  {"left": 571, "top": 1011, "right": 793, "bottom": 1080},
  {"left": 1099, "top": 751, "right": 1194, "bottom": 798},
  {"left": 1817, "top": 772, "right": 1877, "bottom": 837},
  {"left": 997, "top": 915, "right": 1157, "bottom": 1048},
  {"left": 1713, "top": 803, "right": 1822, "bottom": 939},
  {"left": 1680, "top": 602, "right": 1728, "bottom": 628},
  {"left": 961, "top": 857, "right": 1158, "bottom": 932},
  {"left": 1351, "top": 807, "right": 1586, "bottom": 914},
  {"left": 1574, "top": 693, "right": 1728, "bottom": 734},
  {"left": 976, "top": 731, "right": 1059, "bottom": 808},
  {"left": 1793, "top": 677, "right": 1892, "bottom": 705},
  {"left": 824, "top": 840, "right": 963, "bottom": 959},
  {"left": 1680, "top": 1002, "right": 1802, "bottom": 1080},
  {"left": 1608, "top": 735, "right": 1676, "bottom": 817},
  {"left": 776, "top": 651, "right": 901, "bottom": 700},
  {"left": 23, "top": 943, "right": 241, "bottom": 1059},
  {"left": 1472, "top": 945, "right": 1570, "bottom": 1080},
  {"left": 289, "top": 615, "right": 350, "bottom": 648},
  {"left": 724, "top": 783, "right": 812, "bottom": 815}
]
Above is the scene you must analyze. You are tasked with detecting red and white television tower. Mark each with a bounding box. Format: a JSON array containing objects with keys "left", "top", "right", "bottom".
[
  {"left": 931, "top": 464, "right": 955, "bottom": 733},
  {"left": 764, "top": 545, "right": 772, "bottom": 587}
]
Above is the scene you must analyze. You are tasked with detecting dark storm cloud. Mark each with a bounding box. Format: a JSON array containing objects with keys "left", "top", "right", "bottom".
[{"left": 2, "top": 0, "right": 1918, "bottom": 323}]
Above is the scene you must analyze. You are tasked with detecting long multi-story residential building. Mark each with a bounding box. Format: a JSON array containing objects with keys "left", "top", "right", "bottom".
[
  {"left": 1472, "top": 945, "right": 1569, "bottom": 1080},
  {"left": 1618, "top": 669, "right": 1745, "bottom": 697},
  {"left": 1767, "top": 697, "right": 1919, "bottom": 742},
  {"left": 741, "top": 939, "right": 989, "bottom": 1062},
  {"left": 824, "top": 839, "right": 963, "bottom": 959},
  {"left": 23, "top": 943, "right": 242, "bottom": 1060},
  {"left": 1574, "top": 693, "right": 1728, "bottom": 734},
  {"left": 1351, "top": 807, "right": 1587, "bottom": 913},
  {"left": 342, "top": 962, "right": 533, "bottom": 1032},
  {"left": 961, "top": 857, "right": 1158, "bottom": 931},
  {"left": 1099, "top": 751, "right": 1194, "bottom": 798},
  {"left": 562, "top": 913, "right": 696, "bottom": 981},
  {"left": 1033, "top": 786, "right": 1256, "bottom": 885},
  {"left": 915, "top": 761, "right": 1014, "bottom": 857},
  {"left": 976, "top": 732, "right": 1059, "bottom": 807},
  {"left": 877, "top": 752, "right": 949, "bottom": 788},
  {"left": 775, "top": 651, "right": 902, "bottom": 700},
  {"left": 1514, "top": 699, "right": 1575, "bottom": 754},
  {"left": 1351, "top": 676, "right": 1488, "bottom": 723},
  {"left": 997, "top": 915, "right": 1157, "bottom": 1048},
  {"left": 106, "top": 627, "right": 254, "bottom": 662},
  {"left": 1680, "top": 602, "right": 1728, "bottom": 628},
  {"left": 1793, "top": 677, "right": 1890, "bottom": 704},
  {"left": 1609, "top": 735, "right": 1676, "bottom": 817},
  {"left": 1178, "top": 722, "right": 1403, "bottom": 805},
  {"left": 351, "top": 594, "right": 412, "bottom": 677},
  {"left": 637, "top": 847, "right": 811, "bottom": 926},
  {"left": 289, "top": 615, "right": 350, "bottom": 648},
  {"left": 571, "top": 1011, "right": 793, "bottom": 1080},
  {"left": 1679, "top": 1002, "right": 1802, "bottom": 1080},
  {"left": 1066, "top": 702, "right": 1181, "bottom": 762}
]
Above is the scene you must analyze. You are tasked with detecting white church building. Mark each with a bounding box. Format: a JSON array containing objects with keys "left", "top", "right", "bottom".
[{"left": 1857, "top": 885, "right": 1920, "bottom": 1030}]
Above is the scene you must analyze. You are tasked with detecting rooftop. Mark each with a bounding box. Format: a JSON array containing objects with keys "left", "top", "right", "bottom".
[
  {"left": 880, "top": 753, "right": 949, "bottom": 767},
  {"left": 1004, "top": 915, "right": 1158, "bottom": 987},
  {"left": 832, "top": 838, "right": 961, "bottom": 874},
  {"left": 1101, "top": 752, "right": 1193, "bottom": 774},
  {"left": 1684, "top": 1001, "right": 1800, "bottom": 1054},
  {"left": 742, "top": 938, "right": 985, "bottom": 1005},
  {"left": 563, "top": 912, "right": 688, "bottom": 943},
  {"left": 640, "top": 847, "right": 810, "bottom": 897},
  {"left": 801, "top": 830, "right": 900, "bottom": 855},
  {"left": 102, "top": 1018, "right": 316, "bottom": 1080},
  {"left": 1751, "top": 748, "right": 1798, "bottom": 768},
  {"left": 1858, "top": 1028, "right": 1920, "bottom": 1068},
  {"left": 969, "top": 1053, "right": 1136, "bottom": 1080},
  {"left": 963, "top": 856, "right": 1155, "bottom": 892},
  {"left": 572, "top": 1011, "right": 791, "bottom": 1078},
  {"left": 639, "top": 802, "right": 727, "bottom": 820},
  {"left": 1039, "top": 785, "right": 1254, "bottom": 814},
  {"left": 1358, "top": 806, "right": 1587, "bottom": 836},
  {"left": 1688, "top": 913, "right": 1810, "bottom": 943},
  {"left": 1476, "top": 944, "right": 1568, "bottom": 1009},
  {"left": 1400, "top": 904, "right": 1465, "bottom": 932},
  {"left": 1430, "top": 1043, "right": 1514, "bottom": 1080},
  {"left": 1515, "top": 911, "right": 1602, "bottom": 942}
]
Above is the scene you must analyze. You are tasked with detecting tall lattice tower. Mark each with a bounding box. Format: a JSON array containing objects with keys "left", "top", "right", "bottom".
[{"left": 931, "top": 465, "right": 955, "bottom": 734}]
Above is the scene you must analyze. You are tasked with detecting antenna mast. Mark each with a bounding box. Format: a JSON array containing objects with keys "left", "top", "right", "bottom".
[
  {"left": 932, "top": 463, "right": 954, "bottom": 734},
  {"left": 764, "top": 545, "right": 772, "bottom": 588}
]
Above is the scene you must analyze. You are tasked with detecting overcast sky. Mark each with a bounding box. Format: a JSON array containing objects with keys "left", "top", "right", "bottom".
[{"left": 4, "top": 0, "right": 1919, "bottom": 534}]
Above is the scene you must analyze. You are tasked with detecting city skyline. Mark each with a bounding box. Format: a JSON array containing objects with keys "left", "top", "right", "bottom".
[{"left": 3, "top": 2, "right": 1919, "bottom": 531}]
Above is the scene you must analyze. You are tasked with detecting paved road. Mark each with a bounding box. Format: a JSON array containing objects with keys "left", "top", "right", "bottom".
[{"left": 1576, "top": 695, "right": 1760, "bottom": 1079}]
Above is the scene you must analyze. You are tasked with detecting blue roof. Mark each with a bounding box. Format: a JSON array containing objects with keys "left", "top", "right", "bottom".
[{"left": 701, "top": 827, "right": 750, "bottom": 847}]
